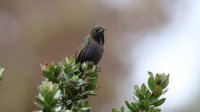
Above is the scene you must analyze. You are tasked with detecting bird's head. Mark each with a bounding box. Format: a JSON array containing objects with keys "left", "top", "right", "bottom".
[{"left": 90, "top": 25, "right": 106, "bottom": 45}]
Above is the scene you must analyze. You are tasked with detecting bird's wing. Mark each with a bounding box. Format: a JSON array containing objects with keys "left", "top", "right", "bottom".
[{"left": 75, "top": 37, "right": 90, "bottom": 63}]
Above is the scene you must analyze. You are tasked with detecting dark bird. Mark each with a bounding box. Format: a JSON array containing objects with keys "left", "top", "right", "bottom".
[{"left": 75, "top": 25, "right": 106, "bottom": 65}]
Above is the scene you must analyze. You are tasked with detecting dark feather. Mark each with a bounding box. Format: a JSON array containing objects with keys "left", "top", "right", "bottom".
[{"left": 75, "top": 37, "right": 89, "bottom": 64}]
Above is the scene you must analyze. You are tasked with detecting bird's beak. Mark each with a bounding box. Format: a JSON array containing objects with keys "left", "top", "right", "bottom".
[{"left": 100, "top": 28, "right": 107, "bottom": 32}]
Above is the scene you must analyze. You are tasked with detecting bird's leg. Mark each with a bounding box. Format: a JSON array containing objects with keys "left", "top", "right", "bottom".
[{"left": 87, "top": 61, "right": 102, "bottom": 72}]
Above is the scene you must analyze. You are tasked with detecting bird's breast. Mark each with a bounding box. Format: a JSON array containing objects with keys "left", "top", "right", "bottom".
[
  {"left": 83, "top": 42, "right": 104, "bottom": 64},
  {"left": 87, "top": 43, "right": 104, "bottom": 56}
]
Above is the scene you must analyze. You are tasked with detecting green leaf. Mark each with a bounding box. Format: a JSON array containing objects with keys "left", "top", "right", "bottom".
[
  {"left": 112, "top": 108, "right": 117, "bottom": 112},
  {"left": 145, "top": 90, "right": 151, "bottom": 100},
  {"left": 138, "top": 92, "right": 145, "bottom": 100},
  {"left": 133, "top": 96, "right": 138, "bottom": 102},
  {"left": 76, "top": 79, "right": 84, "bottom": 86},
  {"left": 140, "top": 100, "right": 149, "bottom": 110},
  {"left": 54, "top": 66, "right": 61, "bottom": 77},
  {"left": 0, "top": 67, "right": 4, "bottom": 81},
  {"left": 85, "top": 84, "right": 96, "bottom": 91},
  {"left": 148, "top": 77, "right": 156, "bottom": 91},
  {"left": 162, "top": 88, "right": 169, "bottom": 95},
  {"left": 44, "top": 92, "right": 55, "bottom": 104},
  {"left": 63, "top": 80, "right": 73, "bottom": 89},
  {"left": 119, "top": 106, "right": 125, "bottom": 112},
  {"left": 134, "top": 85, "right": 140, "bottom": 92},
  {"left": 35, "top": 96, "right": 46, "bottom": 108},
  {"left": 43, "top": 106, "right": 52, "bottom": 112},
  {"left": 152, "top": 86, "right": 163, "bottom": 98},
  {"left": 152, "top": 108, "right": 161, "bottom": 112},
  {"left": 49, "top": 65, "right": 56, "bottom": 74},
  {"left": 131, "top": 102, "right": 139, "bottom": 111},
  {"left": 148, "top": 71, "right": 154, "bottom": 77},
  {"left": 160, "top": 74, "right": 169, "bottom": 89},
  {"left": 49, "top": 99, "right": 58, "bottom": 107},
  {"left": 112, "top": 107, "right": 125, "bottom": 112},
  {"left": 88, "top": 66, "right": 97, "bottom": 73},
  {"left": 149, "top": 99, "right": 158, "bottom": 105},
  {"left": 152, "top": 98, "right": 166, "bottom": 107},
  {"left": 81, "top": 62, "right": 88, "bottom": 71},
  {"left": 71, "top": 75, "right": 79, "bottom": 82},
  {"left": 43, "top": 70, "right": 51, "bottom": 78},
  {"left": 80, "top": 107, "right": 91, "bottom": 111},
  {"left": 63, "top": 67, "right": 73, "bottom": 78},
  {"left": 72, "top": 91, "right": 90, "bottom": 101},
  {"left": 141, "top": 84, "right": 147, "bottom": 93},
  {"left": 125, "top": 101, "right": 134, "bottom": 111},
  {"left": 48, "top": 75, "right": 59, "bottom": 84},
  {"left": 71, "top": 65, "right": 80, "bottom": 73},
  {"left": 155, "top": 74, "right": 162, "bottom": 85}
]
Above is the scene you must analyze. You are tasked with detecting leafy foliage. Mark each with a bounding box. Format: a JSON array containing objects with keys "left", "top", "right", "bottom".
[
  {"left": 112, "top": 72, "right": 169, "bottom": 112},
  {"left": 34, "top": 57, "right": 170, "bottom": 112},
  {"left": 34, "top": 57, "right": 99, "bottom": 112}
]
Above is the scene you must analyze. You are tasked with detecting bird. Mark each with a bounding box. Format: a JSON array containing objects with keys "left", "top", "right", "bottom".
[{"left": 75, "top": 25, "right": 106, "bottom": 65}]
